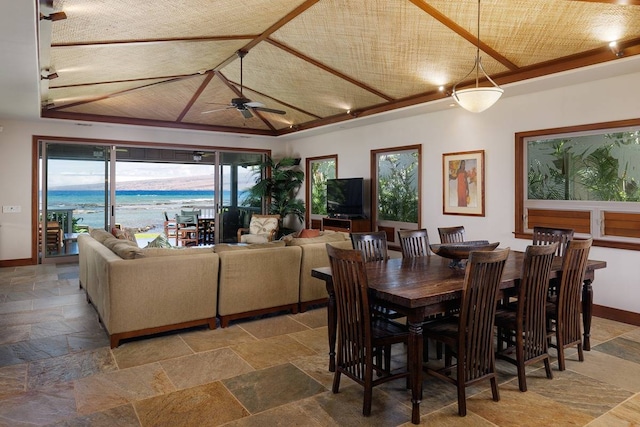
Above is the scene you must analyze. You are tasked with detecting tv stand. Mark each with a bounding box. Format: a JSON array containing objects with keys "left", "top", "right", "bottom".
[{"left": 322, "top": 217, "right": 371, "bottom": 233}]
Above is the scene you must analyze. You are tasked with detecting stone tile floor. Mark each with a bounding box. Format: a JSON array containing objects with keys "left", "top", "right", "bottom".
[{"left": 1, "top": 262, "right": 639, "bottom": 426}]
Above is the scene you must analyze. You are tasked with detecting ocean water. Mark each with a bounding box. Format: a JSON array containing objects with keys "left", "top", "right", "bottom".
[{"left": 47, "top": 190, "right": 237, "bottom": 232}]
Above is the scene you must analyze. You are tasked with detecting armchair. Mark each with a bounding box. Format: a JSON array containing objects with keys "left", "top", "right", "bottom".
[{"left": 237, "top": 214, "right": 280, "bottom": 243}]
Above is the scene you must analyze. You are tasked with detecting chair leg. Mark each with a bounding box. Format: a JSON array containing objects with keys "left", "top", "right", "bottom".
[
  {"left": 363, "top": 380, "right": 373, "bottom": 416},
  {"left": 577, "top": 342, "right": 584, "bottom": 362},
  {"left": 543, "top": 358, "right": 553, "bottom": 379},
  {"left": 384, "top": 345, "right": 391, "bottom": 372},
  {"left": 556, "top": 334, "right": 566, "bottom": 371},
  {"left": 332, "top": 371, "right": 341, "bottom": 394},
  {"left": 516, "top": 362, "right": 527, "bottom": 392},
  {"left": 456, "top": 383, "right": 467, "bottom": 416},
  {"left": 490, "top": 376, "right": 500, "bottom": 402}
]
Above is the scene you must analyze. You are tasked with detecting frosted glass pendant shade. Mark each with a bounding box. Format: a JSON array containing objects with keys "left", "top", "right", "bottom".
[{"left": 452, "top": 87, "right": 503, "bottom": 113}]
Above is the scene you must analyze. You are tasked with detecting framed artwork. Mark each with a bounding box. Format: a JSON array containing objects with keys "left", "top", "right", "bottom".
[{"left": 442, "top": 150, "right": 485, "bottom": 216}]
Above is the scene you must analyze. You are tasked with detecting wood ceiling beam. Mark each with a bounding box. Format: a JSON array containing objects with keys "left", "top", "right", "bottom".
[
  {"left": 212, "top": 0, "right": 320, "bottom": 71},
  {"left": 51, "top": 35, "right": 254, "bottom": 48},
  {"left": 176, "top": 71, "right": 215, "bottom": 123},
  {"left": 569, "top": 0, "right": 640, "bottom": 5},
  {"left": 408, "top": 0, "right": 519, "bottom": 71},
  {"left": 267, "top": 39, "right": 395, "bottom": 102}
]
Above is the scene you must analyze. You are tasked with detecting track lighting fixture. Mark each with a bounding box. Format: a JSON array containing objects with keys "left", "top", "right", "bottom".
[{"left": 609, "top": 41, "right": 624, "bottom": 58}]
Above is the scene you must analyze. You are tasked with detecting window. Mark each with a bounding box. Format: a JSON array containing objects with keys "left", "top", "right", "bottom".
[
  {"left": 515, "top": 118, "right": 640, "bottom": 250},
  {"left": 371, "top": 145, "right": 421, "bottom": 244},
  {"left": 305, "top": 155, "right": 337, "bottom": 228}
]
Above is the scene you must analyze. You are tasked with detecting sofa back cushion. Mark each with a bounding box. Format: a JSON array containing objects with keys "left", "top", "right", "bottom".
[
  {"left": 284, "top": 231, "right": 347, "bottom": 246},
  {"left": 214, "top": 240, "right": 285, "bottom": 253},
  {"left": 136, "top": 247, "right": 214, "bottom": 258}
]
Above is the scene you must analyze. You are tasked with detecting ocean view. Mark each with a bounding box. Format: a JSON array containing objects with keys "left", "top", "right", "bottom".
[{"left": 47, "top": 190, "right": 236, "bottom": 232}]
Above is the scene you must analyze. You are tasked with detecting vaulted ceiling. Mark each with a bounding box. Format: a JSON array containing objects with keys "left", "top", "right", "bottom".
[{"left": 38, "top": 0, "right": 640, "bottom": 136}]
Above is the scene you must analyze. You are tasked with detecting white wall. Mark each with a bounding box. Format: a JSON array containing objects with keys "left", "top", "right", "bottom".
[
  {"left": 1, "top": 70, "right": 639, "bottom": 314},
  {"left": 288, "top": 70, "right": 640, "bottom": 314},
  {"left": 0, "top": 119, "right": 288, "bottom": 261}
]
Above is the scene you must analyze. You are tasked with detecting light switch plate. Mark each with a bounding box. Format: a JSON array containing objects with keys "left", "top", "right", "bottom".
[{"left": 2, "top": 206, "right": 21, "bottom": 213}]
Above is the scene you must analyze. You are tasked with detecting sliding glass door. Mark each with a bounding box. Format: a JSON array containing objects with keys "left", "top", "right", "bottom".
[
  {"left": 38, "top": 139, "right": 268, "bottom": 261},
  {"left": 41, "top": 143, "right": 110, "bottom": 262}
]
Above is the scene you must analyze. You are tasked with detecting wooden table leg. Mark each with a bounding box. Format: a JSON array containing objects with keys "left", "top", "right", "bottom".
[
  {"left": 582, "top": 278, "right": 593, "bottom": 351},
  {"left": 325, "top": 278, "right": 336, "bottom": 372},
  {"left": 407, "top": 316, "right": 424, "bottom": 425}
]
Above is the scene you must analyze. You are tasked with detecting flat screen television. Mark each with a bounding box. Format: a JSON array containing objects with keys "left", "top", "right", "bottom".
[{"left": 326, "top": 177, "right": 365, "bottom": 218}]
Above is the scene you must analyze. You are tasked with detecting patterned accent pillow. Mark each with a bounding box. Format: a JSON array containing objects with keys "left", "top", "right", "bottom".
[
  {"left": 299, "top": 229, "right": 320, "bottom": 238},
  {"left": 249, "top": 216, "right": 278, "bottom": 235},
  {"left": 146, "top": 234, "right": 172, "bottom": 248},
  {"left": 112, "top": 227, "right": 138, "bottom": 246}
]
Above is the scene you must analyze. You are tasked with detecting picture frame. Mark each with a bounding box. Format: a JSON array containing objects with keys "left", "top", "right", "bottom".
[{"left": 442, "top": 150, "right": 485, "bottom": 216}]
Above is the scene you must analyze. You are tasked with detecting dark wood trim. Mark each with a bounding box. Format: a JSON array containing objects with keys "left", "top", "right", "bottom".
[
  {"left": 0, "top": 258, "right": 35, "bottom": 268},
  {"left": 299, "top": 298, "right": 328, "bottom": 313},
  {"left": 51, "top": 35, "right": 254, "bottom": 48},
  {"left": 593, "top": 305, "right": 640, "bottom": 327},
  {"left": 572, "top": 0, "right": 640, "bottom": 5},
  {"left": 305, "top": 155, "right": 338, "bottom": 229},
  {"left": 31, "top": 137, "right": 39, "bottom": 265},
  {"left": 514, "top": 117, "right": 640, "bottom": 251},
  {"left": 218, "top": 303, "right": 299, "bottom": 328},
  {"left": 176, "top": 72, "right": 215, "bottom": 123},
  {"left": 370, "top": 144, "right": 422, "bottom": 230},
  {"left": 110, "top": 317, "right": 216, "bottom": 348}
]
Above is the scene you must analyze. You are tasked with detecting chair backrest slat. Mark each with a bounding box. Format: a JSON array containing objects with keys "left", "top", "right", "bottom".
[
  {"left": 438, "top": 226, "right": 465, "bottom": 244},
  {"left": 532, "top": 226, "right": 574, "bottom": 257},
  {"left": 327, "top": 245, "right": 373, "bottom": 381},
  {"left": 556, "top": 238, "right": 592, "bottom": 345},
  {"left": 351, "top": 231, "right": 388, "bottom": 262},
  {"left": 397, "top": 229, "right": 431, "bottom": 258},
  {"left": 458, "top": 248, "right": 509, "bottom": 382},
  {"left": 518, "top": 243, "right": 558, "bottom": 360}
]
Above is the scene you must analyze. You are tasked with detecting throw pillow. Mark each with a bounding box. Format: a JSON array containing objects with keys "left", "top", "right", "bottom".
[
  {"left": 299, "top": 229, "right": 320, "bottom": 238},
  {"left": 89, "top": 227, "right": 114, "bottom": 244},
  {"left": 112, "top": 227, "right": 138, "bottom": 245},
  {"left": 146, "top": 234, "right": 172, "bottom": 248}
]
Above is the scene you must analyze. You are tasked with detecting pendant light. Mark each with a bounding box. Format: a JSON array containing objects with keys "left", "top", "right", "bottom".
[{"left": 452, "top": 0, "right": 503, "bottom": 113}]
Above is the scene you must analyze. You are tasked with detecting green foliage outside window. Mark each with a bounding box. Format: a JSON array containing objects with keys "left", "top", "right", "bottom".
[
  {"left": 528, "top": 130, "right": 640, "bottom": 202},
  {"left": 310, "top": 159, "right": 336, "bottom": 215},
  {"left": 377, "top": 151, "right": 419, "bottom": 223}
]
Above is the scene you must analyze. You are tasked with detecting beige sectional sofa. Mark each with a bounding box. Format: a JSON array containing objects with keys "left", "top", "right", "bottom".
[{"left": 79, "top": 228, "right": 353, "bottom": 347}]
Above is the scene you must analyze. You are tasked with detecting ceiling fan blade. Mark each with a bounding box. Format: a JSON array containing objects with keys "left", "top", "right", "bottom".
[
  {"left": 201, "top": 106, "right": 233, "bottom": 114},
  {"left": 253, "top": 106, "right": 286, "bottom": 115},
  {"left": 240, "top": 108, "right": 253, "bottom": 119}
]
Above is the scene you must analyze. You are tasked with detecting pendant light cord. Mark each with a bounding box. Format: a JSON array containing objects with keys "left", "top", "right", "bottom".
[{"left": 475, "top": 0, "right": 481, "bottom": 86}]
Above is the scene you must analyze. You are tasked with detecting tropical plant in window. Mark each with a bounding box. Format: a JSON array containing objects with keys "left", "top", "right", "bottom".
[
  {"left": 377, "top": 151, "right": 419, "bottom": 223},
  {"left": 527, "top": 131, "right": 640, "bottom": 202},
  {"left": 310, "top": 159, "right": 336, "bottom": 215}
]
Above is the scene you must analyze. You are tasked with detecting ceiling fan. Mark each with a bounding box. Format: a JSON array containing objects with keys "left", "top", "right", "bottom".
[{"left": 202, "top": 50, "right": 286, "bottom": 119}]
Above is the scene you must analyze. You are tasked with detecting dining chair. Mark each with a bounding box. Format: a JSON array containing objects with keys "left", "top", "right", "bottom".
[
  {"left": 176, "top": 213, "right": 198, "bottom": 246},
  {"left": 397, "top": 229, "right": 431, "bottom": 258},
  {"left": 547, "top": 238, "right": 593, "bottom": 371},
  {"left": 424, "top": 247, "right": 510, "bottom": 416},
  {"left": 438, "top": 226, "right": 465, "bottom": 243},
  {"left": 495, "top": 243, "right": 558, "bottom": 392},
  {"left": 326, "top": 244, "right": 410, "bottom": 416},
  {"left": 350, "top": 231, "right": 388, "bottom": 262},
  {"left": 532, "top": 226, "right": 574, "bottom": 256}
]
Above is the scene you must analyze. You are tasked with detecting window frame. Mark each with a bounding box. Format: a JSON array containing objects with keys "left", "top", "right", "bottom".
[
  {"left": 515, "top": 118, "right": 640, "bottom": 251},
  {"left": 371, "top": 145, "right": 422, "bottom": 246},
  {"left": 305, "top": 154, "right": 337, "bottom": 228}
]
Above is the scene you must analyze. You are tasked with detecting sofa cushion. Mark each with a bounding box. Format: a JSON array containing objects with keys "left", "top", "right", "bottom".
[
  {"left": 214, "top": 240, "right": 286, "bottom": 253},
  {"left": 299, "top": 228, "right": 321, "bottom": 238},
  {"left": 110, "top": 241, "right": 143, "bottom": 259},
  {"left": 285, "top": 232, "right": 348, "bottom": 246},
  {"left": 89, "top": 227, "right": 114, "bottom": 244},
  {"left": 112, "top": 227, "right": 138, "bottom": 246},
  {"left": 146, "top": 234, "right": 172, "bottom": 248},
  {"left": 136, "top": 246, "right": 214, "bottom": 258}
]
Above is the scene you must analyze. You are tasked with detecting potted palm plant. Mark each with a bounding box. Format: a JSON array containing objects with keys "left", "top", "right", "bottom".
[{"left": 245, "top": 156, "right": 305, "bottom": 235}]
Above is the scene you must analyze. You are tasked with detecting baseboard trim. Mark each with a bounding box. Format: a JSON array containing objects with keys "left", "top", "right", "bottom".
[
  {"left": 0, "top": 258, "right": 35, "bottom": 268},
  {"left": 593, "top": 304, "right": 640, "bottom": 327}
]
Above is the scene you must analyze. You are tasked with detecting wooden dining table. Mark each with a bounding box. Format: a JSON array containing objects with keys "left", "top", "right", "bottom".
[{"left": 311, "top": 250, "right": 607, "bottom": 425}]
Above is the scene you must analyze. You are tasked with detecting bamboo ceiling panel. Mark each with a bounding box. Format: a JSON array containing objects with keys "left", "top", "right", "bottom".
[
  {"left": 60, "top": 74, "right": 206, "bottom": 121},
  {"left": 48, "top": 78, "right": 169, "bottom": 107},
  {"left": 51, "top": 0, "right": 306, "bottom": 43},
  {"left": 50, "top": 40, "right": 247, "bottom": 86},
  {"left": 430, "top": 0, "right": 640, "bottom": 67},
  {"left": 40, "top": 0, "right": 640, "bottom": 136},
  {"left": 221, "top": 43, "right": 389, "bottom": 118}
]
